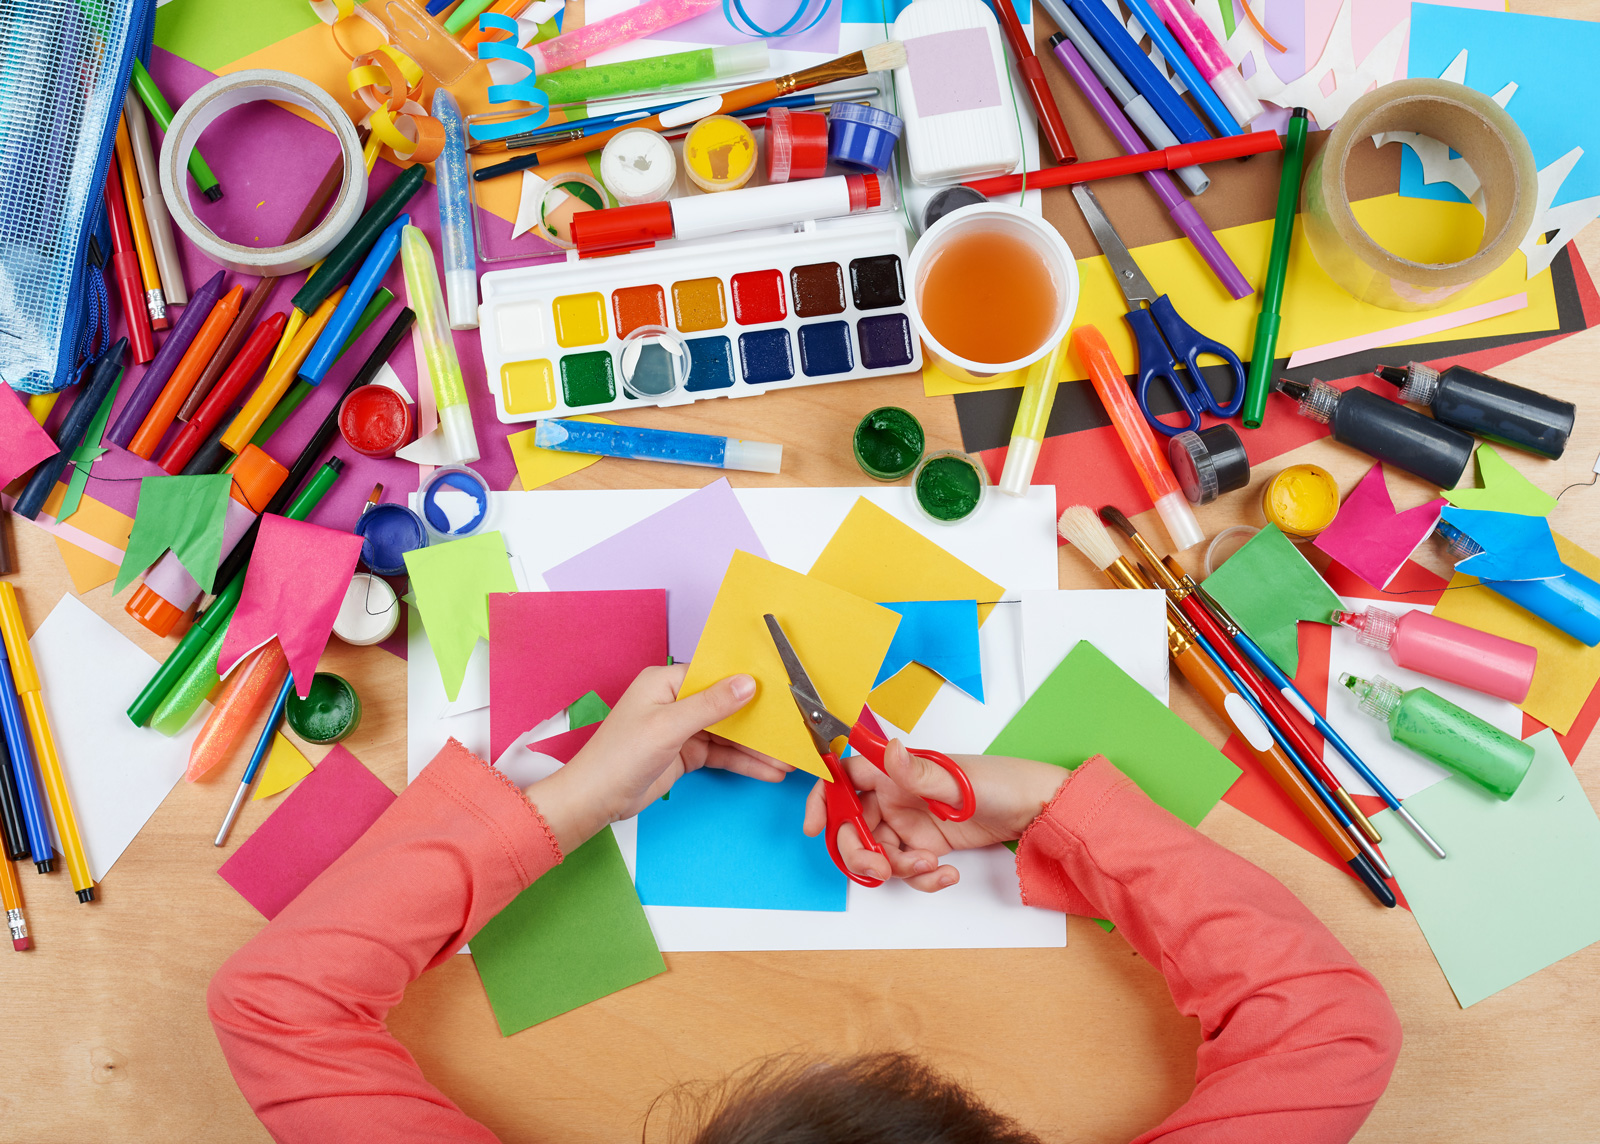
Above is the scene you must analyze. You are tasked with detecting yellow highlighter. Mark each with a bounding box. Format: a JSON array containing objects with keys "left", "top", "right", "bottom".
[
  {"left": 221, "top": 288, "right": 347, "bottom": 453},
  {"left": 0, "top": 583, "right": 94, "bottom": 903},
  {"left": 997, "top": 339, "right": 1068, "bottom": 497}
]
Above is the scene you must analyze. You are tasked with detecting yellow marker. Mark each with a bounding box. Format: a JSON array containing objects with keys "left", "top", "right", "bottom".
[
  {"left": 221, "top": 288, "right": 346, "bottom": 453},
  {"left": 997, "top": 340, "right": 1067, "bottom": 497},
  {"left": 0, "top": 583, "right": 94, "bottom": 903}
]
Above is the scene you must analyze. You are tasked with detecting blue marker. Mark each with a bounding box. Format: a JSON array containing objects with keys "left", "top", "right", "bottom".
[
  {"left": 298, "top": 214, "right": 410, "bottom": 387},
  {"left": 1123, "top": 0, "right": 1241, "bottom": 137},
  {"left": 1063, "top": 0, "right": 1210, "bottom": 146},
  {"left": 0, "top": 641, "right": 56, "bottom": 871},
  {"left": 533, "top": 419, "right": 783, "bottom": 473}
]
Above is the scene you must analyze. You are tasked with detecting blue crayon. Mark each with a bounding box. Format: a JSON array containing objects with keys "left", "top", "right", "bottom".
[
  {"left": 298, "top": 214, "right": 409, "bottom": 387},
  {"left": 533, "top": 419, "right": 782, "bottom": 473},
  {"left": 1062, "top": 0, "right": 1211, "bottom": 146}
]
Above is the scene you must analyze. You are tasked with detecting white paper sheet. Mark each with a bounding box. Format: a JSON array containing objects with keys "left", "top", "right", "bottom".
[{"left": 1018, "top": 589, "right": 1170, "bottom": 706}]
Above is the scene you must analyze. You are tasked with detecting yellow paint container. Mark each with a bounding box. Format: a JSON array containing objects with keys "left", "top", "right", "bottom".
[
  {"left": 1261, "top": 464, "right": 1340, "bottom": 538},
  {"left": 684, "top": 115, "right": 757, "bottom": 192}
]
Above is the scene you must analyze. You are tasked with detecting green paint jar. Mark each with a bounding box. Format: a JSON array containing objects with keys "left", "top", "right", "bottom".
[
  {"left": 1339, "top": 673, "right": 1533, "bottom": 800},
  {"left": 913, "top": 450, "right": 986, "bottom": 523},
  {"left": 285, "top": 673, "right": 363, "bottom": 745},
  {"left": 852, "top": 406, "right": 925, "bottom": 481}
]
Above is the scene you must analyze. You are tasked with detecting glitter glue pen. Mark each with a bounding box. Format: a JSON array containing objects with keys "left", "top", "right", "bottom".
[
  {"left": 999, "top": 341, "right": 1066, "bottom": 496},
  {"left": 431, "top": 89, "right": 478, "bottom": 331},
  {"left": 533, "top": 419, "right": 782, "bottom": 473},
  {"left": 1145, "top": 0, "right": 1264, "bottom": 127},
  {"left": 401, "top": 225, "right": 480, "bottom": 465},
  {"left": 528, "top": 0, "right": 717, "bottom": 75}
]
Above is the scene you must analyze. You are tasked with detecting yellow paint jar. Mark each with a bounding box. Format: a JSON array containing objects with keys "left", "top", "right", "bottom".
[
  {"left": 1260, "top": 464, "right": 1341, "bottom": 538},
  {"left": 684, "top": 114, "right": 757, "bottom": 192}
]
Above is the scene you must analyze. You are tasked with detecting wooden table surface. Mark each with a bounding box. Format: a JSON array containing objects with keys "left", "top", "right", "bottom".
[{"left": 5, "top": 41, "right": 1600, "bottom": 1144}]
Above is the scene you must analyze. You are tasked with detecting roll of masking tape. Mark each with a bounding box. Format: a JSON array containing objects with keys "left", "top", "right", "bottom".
[
  {"left": 1304, "top": 79, "right": 1538, "bottom": 312},
  {"left": 159, "top": 70, "right": 368, "bottom": 275}
]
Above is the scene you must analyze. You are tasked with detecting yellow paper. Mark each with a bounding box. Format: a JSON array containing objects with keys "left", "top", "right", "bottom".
[
  {"left": 253, "top": 733, "right": 313, "bottom": 800},
  {"left": 808, "top": 499, "right": 1003, "bottom": 730},
  {"left": 507, "top": 415, "right": 616, "bottom": 490},
  {"left": 679, "top": 551, "right": 901, "bottom": 780},
  {"left": 1433, "top": 533, "right": 1600, "bottom": 735},
  {"left": 37, "top": 485, "right": 134, "bottom": 594},
  {"left": 923, "top": 195, "right": 1560, "bottom": 396}
]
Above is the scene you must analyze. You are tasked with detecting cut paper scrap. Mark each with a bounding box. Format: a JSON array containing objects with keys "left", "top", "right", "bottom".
[
  {"left": 1201, "top": 524, "right": 1344, "bottom": 675},
  {"left": 526, "top": 723, "right": 601, "bottom": 764},
  {"left": 873, "top": 600, "right": 983, "bottom": 702},
  {"left": 1442, "top": 444, "right": 1557, "bottom": 517},
  {"left": 27, "top": 594, "right": 197, "bottom": 882},
  {"left": 1285, "top": 293, "right": 1529, "bottom": 368},
  {"left": 808, "top": 498, "right": 1001, "bottom": 730},
  {"left": 508, "top": 414, "right": 615, "bottom": 489},
  {"left": 470, "top": 825, "right": 665, "bottom": 1035},
  {"left": 58, "top": 372, "right": 120, "bottom": 523},
  {"left": 636, "top": 768, "right": 847, "bottom": 912},
  {"left": 542, "top": 478, "right": 767, "bottom": 664},
  {"left": 1434, "top": 533, "right": 1600, "bottom": 735},
  {"left": 1313, "top": 465, "right": 1446, "bottom": 590},
  {"left": 1375, "top": 729, "right": 1600, "bottom": 1008},
  {"left": 5, "top": 485, "right": 135, "bottom": 594},
  {"left": 1017, "top": 589, "right": 1170, "bottom": 705},
  {"left": 567, "top": 690, "right": 610, "bottom": 730},
  {"left": 218, "top": 745, "right": 397, "bottom": 920},
  {"left": 253, "top": 734, "right": 314, "bottom": 801},
  {"left": 680, "top": 551, "right": 901, "bottom": 781},
  {"left": 405, "top": 532, "right": 518, "bottom": 704},
  {"left": 489, "top": 588, "right": 667, "bottom": 761},
  {"left": 0, "top": 382, "right": 58, "bottom": 489},
  {"left": 113, "top": 473, "right": 233, "bottom": 595},
  {"left": 218, "top": 515, "right": 364, "bottom": 697},
  {"left": 1439, "top": 506, "right": 1564, "bottom": 582}
]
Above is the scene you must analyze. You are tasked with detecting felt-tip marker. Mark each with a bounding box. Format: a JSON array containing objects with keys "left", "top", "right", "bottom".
[{"left": 534, "top": 419, "right": 783, "bottom": 473}]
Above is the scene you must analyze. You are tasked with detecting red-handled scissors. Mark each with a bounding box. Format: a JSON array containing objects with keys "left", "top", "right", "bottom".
[{"left": 765, "top": 614, "right": 976, "bottom": 887}]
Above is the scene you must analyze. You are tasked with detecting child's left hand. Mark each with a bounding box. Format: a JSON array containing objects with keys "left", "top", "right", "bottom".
[{"left": 524, "top": 664, "right": 790, "bottom": 854}]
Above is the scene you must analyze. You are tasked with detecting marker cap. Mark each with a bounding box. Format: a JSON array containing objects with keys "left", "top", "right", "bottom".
[
  {"left": 446, "top": 268, "right": 479, "bottom": 330},
  {"left": 125, "top": 585, "right": 188, "bottom": 638},
  {"left": 997, "top": 436, "right": 1040, "bottom": 498},
  {"left": 438, "top": 401, "right": 481, "bottom": 466},
  {"left": 1153, "top": 490, "right": 1205, "bottom": 552},
  {"left": 570, "top": 201, "right": 675, "bottom": 255},
  {"left": 228, "top": 445, "right": 289, "bottom": 512},
  {"left": 722, "top": 438, "right": 783, "bottom": 474},
  {"left": 1206, "top": 67, "right": 1265, "bottom": 128}
]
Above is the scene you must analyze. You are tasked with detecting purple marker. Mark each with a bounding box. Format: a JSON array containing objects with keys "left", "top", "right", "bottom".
[
  {"left": 1049, "top": 34, "right": 1252, "bottom": 300},
  {"left": 105, "top": 270, "right": 227, "bottom": 449}
]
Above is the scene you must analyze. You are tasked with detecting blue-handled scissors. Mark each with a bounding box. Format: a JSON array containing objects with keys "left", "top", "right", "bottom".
[{"left": 1072, "top": 184, "right": 1247, "bottom": 437}]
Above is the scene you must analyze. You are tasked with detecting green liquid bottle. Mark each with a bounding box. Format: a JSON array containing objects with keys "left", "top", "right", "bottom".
[{"left": 1338, "top": 673, "right": 1533, "bottom": 800}]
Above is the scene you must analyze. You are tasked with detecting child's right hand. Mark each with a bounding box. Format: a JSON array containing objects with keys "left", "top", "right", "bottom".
[{"left": 801, "top": 741, "right": 1069, "bottom": 891}]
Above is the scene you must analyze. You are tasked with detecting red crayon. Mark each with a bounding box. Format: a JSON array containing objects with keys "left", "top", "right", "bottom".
[
  {"left": 102, "top": 160, "right": 155, "bottom": 363},
  {"left": 158, "top": 311, "right": 289, "bottom": 474}
]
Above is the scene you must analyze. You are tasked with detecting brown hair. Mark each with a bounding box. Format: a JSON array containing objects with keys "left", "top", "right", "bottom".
[{"left": 647, "top": 1052, "right": 1044, "bottom": 1144}]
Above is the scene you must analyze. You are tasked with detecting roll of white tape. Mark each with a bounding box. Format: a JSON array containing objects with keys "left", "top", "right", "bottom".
[{"left": 159, "top": 69, "right": 368, "bottom": 276}]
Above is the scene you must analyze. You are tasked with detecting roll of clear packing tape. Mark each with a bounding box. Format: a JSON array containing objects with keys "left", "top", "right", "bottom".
[
  {"left": 1303, "top": 79, "right": 1538, "bottom": 312},
  {"left": 159, "top": 69, "right": 369, "bottom": 276}
]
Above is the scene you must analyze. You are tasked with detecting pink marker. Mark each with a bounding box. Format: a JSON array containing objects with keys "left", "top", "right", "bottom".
[
  {"left": 1147, "top": 0, "right": 1264, "bottom": 127},
  {"left": 1334, "top": 606, "right": 1537, "bottom": 704}
]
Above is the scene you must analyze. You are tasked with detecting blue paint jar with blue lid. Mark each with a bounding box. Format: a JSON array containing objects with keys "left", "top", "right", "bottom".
[
  {"left": 354, "top": 503, "right": 429, "bottom": 576},
  {"left": 828, "top": 102, "right": 904, "bottom": 173}
]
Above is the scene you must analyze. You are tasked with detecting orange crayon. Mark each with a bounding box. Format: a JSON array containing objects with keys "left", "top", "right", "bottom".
[{"left": 127, "top": 285, "right": 243, "bottom": 458}]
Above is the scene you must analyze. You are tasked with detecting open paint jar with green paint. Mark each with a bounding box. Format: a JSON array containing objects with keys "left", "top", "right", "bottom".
[
  {"left": 852, "top": 406, "right": 924, "bottom": 481},
  {"left": 913, "top": 450, "right": 987, "bottom": 523}
]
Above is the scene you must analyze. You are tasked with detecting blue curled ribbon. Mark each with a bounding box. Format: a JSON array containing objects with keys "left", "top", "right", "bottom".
[
  {"left": 472, "top": 13, "right": 552, "bottom": 140},
  {"left": 722, "top": 0, "right": 834, "bottom": 38}
]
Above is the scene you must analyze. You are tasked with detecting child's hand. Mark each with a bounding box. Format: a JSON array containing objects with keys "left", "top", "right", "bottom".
[
  {"left": 802, "top": 742, "right": 1068, "bottom": 891},
  {"left": 525, "top": 664, "right": 790, "bottom": 854}
]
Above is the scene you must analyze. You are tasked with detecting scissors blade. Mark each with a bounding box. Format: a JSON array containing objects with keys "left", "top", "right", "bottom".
[
  {"left": 1072, "top": 184, "right": 1158, "bottom": 308},
  {"left": 763, "top": 614, "right": 853, "bottom": 745}
]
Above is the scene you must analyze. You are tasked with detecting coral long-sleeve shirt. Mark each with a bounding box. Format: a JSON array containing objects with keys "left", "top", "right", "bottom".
[{"left": 208, "top": 744, "right": 1401, "bottom": 1143}]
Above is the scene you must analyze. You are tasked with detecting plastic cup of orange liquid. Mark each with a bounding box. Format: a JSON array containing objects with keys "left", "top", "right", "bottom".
[{"left": 906, "top": 203, "right": 1079, "bottom": 383}]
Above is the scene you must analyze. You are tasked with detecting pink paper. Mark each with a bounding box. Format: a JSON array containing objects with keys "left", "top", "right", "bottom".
[
  {"left": 541, "top": 479, "right": 765, "bottom": 663},
  {"left": 1286, "top": 293, "right": 1529, "bottom": 368},
  {"left": 0, "top": 385, "right": 59, "bottom": 489},
  {"left": 1314, "top": 465, "right": 1446, "bottom": 590},
  {"left": 218, "top": 515, "right": 364, "bottom": 695},
  {"left": 526, "top": 722, "right": 602, "bottom": 763},
  {"left": 489, "top": 589, "right": 668, "bottom": 760},
  {"left": 905, "top": 29, "right": 1001, "bottom": 118},
  {"left": 217, "top": 745, "right": 396, "bottom": 920}
]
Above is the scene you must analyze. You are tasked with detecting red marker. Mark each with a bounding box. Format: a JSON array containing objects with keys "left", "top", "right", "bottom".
[
  {"left": 102, "top": 160, "right": 155, "bottom": 363},
  {"left": 157, "top": 311, "right": 288, "bottom": 474},
  {"left": 991, "top": 0, "right": 1076, "bottom": 165},
  {"left": 964, "top": 130, "right": 1282, "bottom": 196}
]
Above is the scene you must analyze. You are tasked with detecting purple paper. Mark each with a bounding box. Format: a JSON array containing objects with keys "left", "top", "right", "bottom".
[
  {"left": 905, "top": 29, "right": 1000, "bottom": 117},
  {"left": 217, "top": 745, "right": 396, "bottom": 920},
  {"left": 651, "top": 0, "right": 840, "bottom": 55},
  {"left": 541, "top": 479, "right": 766, "bottom": 663}
]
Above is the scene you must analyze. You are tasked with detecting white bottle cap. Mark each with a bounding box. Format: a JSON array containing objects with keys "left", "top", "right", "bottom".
[
  {"left": 439, "top": 402, "right": 481, "bottom": 465},
  {"left": 712, "top": 42, "right": 770, "bottom": 77},
  {"left": 1208, "top": 68, "right": 1265, "bottom": 128},
  {"left": 1154, "top": 490, "right": 1205, "bottom": 552},
  {"left": 723, "top": 438, "right": 783, "bottom": 474},
  {"left": 334, "top": 573, "right": 400, "bottom": 646},
  {"left": 445, "top": 269, "right": 479, "bottom": 330},
  {"left": 997, "top": 436, "right": 1040, "bottom": 497}
]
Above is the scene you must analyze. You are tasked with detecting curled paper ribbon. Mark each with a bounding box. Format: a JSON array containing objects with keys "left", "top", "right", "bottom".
[
  {"left": 472, "top": 12, "right": 552, "bottom": 140},
  {"left": 348, "top": 47, "right": 446, "bottom": 162}
]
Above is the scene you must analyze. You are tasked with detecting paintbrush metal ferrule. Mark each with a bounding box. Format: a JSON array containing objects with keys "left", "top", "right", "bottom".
[{"left": 1099, "top": 505, "right": 1187, "bottom": 594}]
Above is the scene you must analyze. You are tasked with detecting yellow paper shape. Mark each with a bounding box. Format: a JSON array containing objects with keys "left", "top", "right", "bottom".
[
  {"left": 923, "top": 194, "right": 1559, "bottom": 397},
  {"left": 253, "top": 733, "right": 313, "bottom": 800},
  {"left": 1442, "top": 444, "right": 1557, "bottom": 516},
  {"left": 507, "top": 415, "right": 616, "bottom": 490},
  {"left": 37, "top": 484, "right": 134, "bottom": 594},
  {"left": 679, "top": 551, "right": 901, "bottom": 780},
  {"left": 1433, "top": 533, "right": 1600, "bottom": 735},
  {"left": 808, "top": 499, "right": 1003, "bottom": 730}
]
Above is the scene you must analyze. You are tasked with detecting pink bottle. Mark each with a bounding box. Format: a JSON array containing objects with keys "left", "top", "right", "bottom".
[{"left": 1334, "top": 606, "right": 1537, "bottom": 704}]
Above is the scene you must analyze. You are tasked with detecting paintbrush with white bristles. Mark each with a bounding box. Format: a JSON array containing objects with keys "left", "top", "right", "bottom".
[{"left": 1057, "top": 505, "right": 1154, "bottom": 592}]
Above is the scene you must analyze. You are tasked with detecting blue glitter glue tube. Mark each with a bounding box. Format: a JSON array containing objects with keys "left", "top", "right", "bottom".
[
  {"left": 533, "top": 419, "right": 782, "bottom": 473},
  {"left": 431, "top": 88, "right": 478, "bottom": 330}
]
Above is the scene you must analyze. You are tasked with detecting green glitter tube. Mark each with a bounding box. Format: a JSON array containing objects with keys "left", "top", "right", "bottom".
[
  {"left": 150, "top": 621, "right": 231, "bottom": 737},
  {"left": 535, "top": 43, "right": 768, "bottom": 106}
]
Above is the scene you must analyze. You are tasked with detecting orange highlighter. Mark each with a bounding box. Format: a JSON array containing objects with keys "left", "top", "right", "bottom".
[
  {"left": 127, "top": 284, "right": 244, "bottom": 458},
  {"left": 1070, "top": 324, "right": 1203, "bottom": 552},
  {"left": 0, "top": 583, "right": 94, "bottom": 903},
  {"left": 221, "top": 288, "right": 346, "bottom": 454}
]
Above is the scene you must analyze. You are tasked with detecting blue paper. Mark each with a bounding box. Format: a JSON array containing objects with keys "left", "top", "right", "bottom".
[
  {"left": 1442, "top": 507, "right": 1565, "bottom": 582},
  {"left": 636, "top": 768, "right": 846, "bottom": 911},
  {"left": 1403, "top": 6, "right": 1600, "bottom": 210},
  {"left": 872, "top": 600, "right": 983, "bottom": 702}
]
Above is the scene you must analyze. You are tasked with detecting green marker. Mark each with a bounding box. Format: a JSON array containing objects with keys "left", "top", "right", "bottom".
[
  {"left": 444, "top": 0, "right": 497, "bottom": 34},
  {"left": 294, "top": 164, "right": 428, "bottom": 316},
  {"left": 131, "top": 59, "right": 222, "bottom": 203},
  {"left": 1242, "top": 106, "right": 1309, "bottom": 429}
]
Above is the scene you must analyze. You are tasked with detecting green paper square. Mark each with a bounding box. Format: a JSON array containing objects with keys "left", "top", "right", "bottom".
[
  {"left": 1200, "top": 523, "right": 1343, "bottom": 675},
  {"left": 566, "top": 690, "right": 610, "bottom": 730}
]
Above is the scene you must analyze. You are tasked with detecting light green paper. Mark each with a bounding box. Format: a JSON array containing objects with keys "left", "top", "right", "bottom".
[
  {"left": 1200, "top": 523, "right": 1343, "bottom": 674},
  {"left": 153, "top": 0, "right": 320, "bottom": 72},
  {"left": 1442, "top": 444, "right": 1557, "bottom": 517},
  {"left": 404, "top": 532, "right": 517, "bottom": 702},
  {"left": 114, "top": 473, "right": 233, "bottom": 595},
  {"left": 59, "top": 370, "right": 121, "bottom": 524},
  {"left": 567, "top": 690, "right": 610, "bottom": 730},
  {"left": 1374, "top": 729, "right": 1600, "bottom": 1008},
  {"left": 470, "top": 826, "right": 665, "bottom": 1035}
]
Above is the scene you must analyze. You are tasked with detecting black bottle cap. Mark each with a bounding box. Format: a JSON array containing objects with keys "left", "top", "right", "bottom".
[
  {"left": 921, "top": 186, "right": 988, "bottom": 233},
  {"left": 1169, "top": 425, "right": 1251, "bottom": 504}
]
